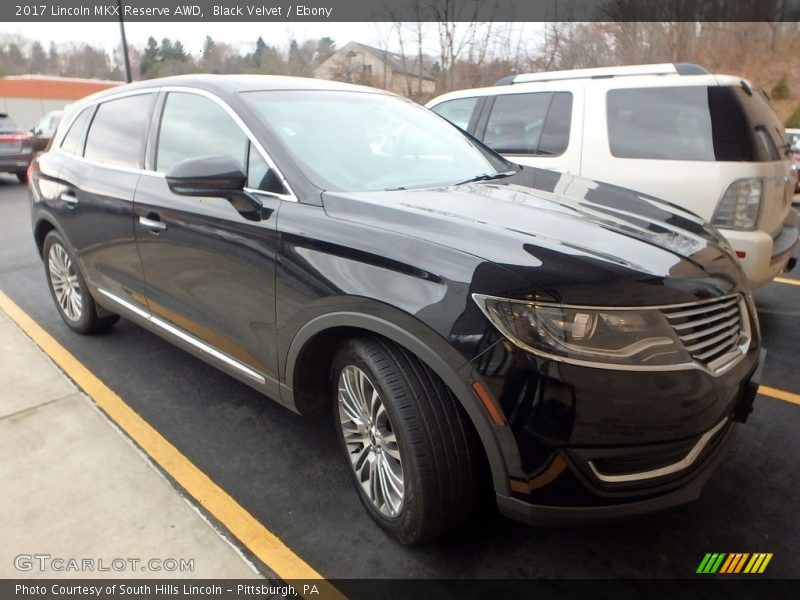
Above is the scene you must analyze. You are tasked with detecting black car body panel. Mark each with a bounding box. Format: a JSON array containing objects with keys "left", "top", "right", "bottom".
[
  {"left": 133, "top": 172, "right": 283, "bottom": 384},
  {"left": 28, "top": 75, "right": 763, "bottom": 526}
]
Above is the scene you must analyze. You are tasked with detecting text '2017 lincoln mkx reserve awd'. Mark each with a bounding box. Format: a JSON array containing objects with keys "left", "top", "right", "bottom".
[{"left": 28, "top": 75, "right": 764, "bottom": 544}]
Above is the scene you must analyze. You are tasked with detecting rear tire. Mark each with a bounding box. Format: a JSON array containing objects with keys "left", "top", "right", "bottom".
[
  {"left": 332, "top": 336, "right": 482, "bottom": 544},
  {"left": 43, "top": 230, "right": 119, "bottom": 334}
]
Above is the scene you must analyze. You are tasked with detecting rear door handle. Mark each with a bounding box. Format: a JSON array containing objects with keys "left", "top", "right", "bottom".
[
  {"left": 138, "top": 215, "right": 166, "bottom": 232},
  {"left": 60, "top": 191, "right": 78, "bottom": 206}
]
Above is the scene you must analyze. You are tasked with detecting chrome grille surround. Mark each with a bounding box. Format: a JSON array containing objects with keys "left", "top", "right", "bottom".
[{"left": 661, "top": 293, "right": 751, "bottom": 376}]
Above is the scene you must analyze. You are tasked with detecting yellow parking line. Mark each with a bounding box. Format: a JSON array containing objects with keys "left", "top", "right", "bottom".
[
  {"left": 759, "top": 385, "right": 800, "bottom": 406},
  {"left": 0, "top": 290, "right": 343, "bottom": 598},
  {"left": 773, "top": 276, "right": 800, "bottom": 287}
]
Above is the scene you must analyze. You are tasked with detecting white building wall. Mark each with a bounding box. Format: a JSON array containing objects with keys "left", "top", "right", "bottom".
[{"left": 0, "top": 97, "right": 73, "bottom": 130}]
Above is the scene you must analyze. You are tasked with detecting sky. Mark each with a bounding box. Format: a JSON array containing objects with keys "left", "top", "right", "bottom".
[
  {"left": 0, "top": 22, "right": 444, "bottom": 57},
  {"left": 0, "top": 21, "right": 541, "bottom": 64}
]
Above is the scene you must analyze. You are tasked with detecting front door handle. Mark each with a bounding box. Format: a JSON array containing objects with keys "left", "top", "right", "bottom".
[
  {"left": 60, "top": 191, "right": 78, "bottom": 206},
  {"left": 138, "top": 214, "right": 166, "bottom": 232}
]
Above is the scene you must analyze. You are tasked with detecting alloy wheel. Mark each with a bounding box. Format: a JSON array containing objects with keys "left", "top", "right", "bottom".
[
  {"left": 337, "top": 364, "right": 405, "bottom": 518},
  {"left": 48, "top": 243, "right": 82, "bottom": 321}
]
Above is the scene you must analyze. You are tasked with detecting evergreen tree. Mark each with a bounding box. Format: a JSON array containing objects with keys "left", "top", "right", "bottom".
[
  {"left": 140, "top": 37, "right": 159, "bottom": 76},
  {"left": 29, "top": 41, "right": 48, "bottom": 73},
  {"left": 314, "top": 37, "right": 336, "bottom": 65}
]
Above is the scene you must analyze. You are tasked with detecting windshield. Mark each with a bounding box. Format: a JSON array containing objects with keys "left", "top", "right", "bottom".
[{"left": 242, "top": 90, "right": 510, "bottom": 192}]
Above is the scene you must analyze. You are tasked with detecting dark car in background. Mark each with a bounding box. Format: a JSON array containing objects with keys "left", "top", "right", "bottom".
[
  {"left": 28, "top": 75, "right": 763, "bottom": 544},
  {"left": 30, "top": 110, "right": 64, "bottom": 154},
  {"left": 0, "top": 113, "right": 33, "bottom": 183}
]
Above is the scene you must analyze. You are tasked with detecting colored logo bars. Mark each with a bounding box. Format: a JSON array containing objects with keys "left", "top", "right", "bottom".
[{"left": 696, "top": 553, "right": 773, "bottom": 574}]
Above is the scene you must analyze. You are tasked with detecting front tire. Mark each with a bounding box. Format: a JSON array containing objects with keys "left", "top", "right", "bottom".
[
  {"left": 43, "top": 230, "right": 119, "bottom": 334},
  {"left": 332, "top": 336, "right": 482, "bottom": 544}
]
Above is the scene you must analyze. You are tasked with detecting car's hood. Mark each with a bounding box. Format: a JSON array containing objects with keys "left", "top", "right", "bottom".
[{"left": 321, "top": 168, "right": 747, "bottom": 305}]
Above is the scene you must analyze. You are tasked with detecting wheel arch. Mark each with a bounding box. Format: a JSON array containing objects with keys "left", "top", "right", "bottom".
[
  {"left": 33, "top": 214, "right": 116, "bottom": 320},
  {"left": 33, "top": 213, "right": 59, "bottom": 258},
  {"left": 282, "top": 311, "right": 510, "bottom": 493}
]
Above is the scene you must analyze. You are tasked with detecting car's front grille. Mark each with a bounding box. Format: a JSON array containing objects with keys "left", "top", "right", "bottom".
[{"left": 661, "top": 295, "right": 748, "bottom": 372}]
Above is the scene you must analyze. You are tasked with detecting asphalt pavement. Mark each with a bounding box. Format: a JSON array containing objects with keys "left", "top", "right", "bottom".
[{"left": 1, "top": 175, "right": 798, "bottom": 579}]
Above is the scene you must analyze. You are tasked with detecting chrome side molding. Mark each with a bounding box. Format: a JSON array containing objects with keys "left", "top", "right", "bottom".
[{"left": 96, "top": 288, "right": 265, "bottom": 384}]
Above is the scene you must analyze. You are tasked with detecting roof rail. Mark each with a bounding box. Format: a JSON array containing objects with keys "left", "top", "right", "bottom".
[{"left": 498, "top": 63, "right": 708, "bottom": 86}]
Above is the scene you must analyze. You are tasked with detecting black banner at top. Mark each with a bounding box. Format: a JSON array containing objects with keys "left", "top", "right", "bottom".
[{"left": 4, "top": 0, "right": 800, "bottom": 22}]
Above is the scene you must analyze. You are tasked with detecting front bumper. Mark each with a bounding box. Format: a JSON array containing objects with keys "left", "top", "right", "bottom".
[
  {"left": 474, "top": 331, "right": 764, "bottom": 525},
  {"left": 497, "top": 418, "right": 735, "bottom": 525}
]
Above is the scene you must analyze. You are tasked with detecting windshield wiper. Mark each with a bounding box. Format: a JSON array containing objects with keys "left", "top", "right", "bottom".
[
  {"left": 455, "top": 170, "right": 518, "bottom": 185},
  {"left": 383, "top": 169, "right": 518, "bottom": 191}
]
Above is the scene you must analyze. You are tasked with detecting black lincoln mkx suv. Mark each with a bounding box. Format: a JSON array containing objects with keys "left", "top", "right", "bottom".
[{"left": 28, "top": 75, "right": 763, "bottom": 544}]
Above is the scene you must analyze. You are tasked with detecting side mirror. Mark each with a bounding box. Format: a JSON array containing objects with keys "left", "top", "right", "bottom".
[{"left": 165, "top": 154, "right": 263, "bottom": 220}]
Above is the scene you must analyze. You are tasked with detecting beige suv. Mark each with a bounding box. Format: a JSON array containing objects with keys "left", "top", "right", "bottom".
[{"left": 428, "top": 63, "right": 798, "bottom": 287}]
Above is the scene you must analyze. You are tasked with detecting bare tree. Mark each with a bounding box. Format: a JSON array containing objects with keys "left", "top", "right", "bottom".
[{"left": 431, "top": 0, "right": 483, "bottom": 91}]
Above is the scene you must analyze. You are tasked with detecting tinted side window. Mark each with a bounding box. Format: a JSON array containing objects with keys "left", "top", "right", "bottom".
[
  {"left": 60, "top": 107, "right": 94, "bottom": 155},
  {"left": 787, "top": 131, "right": 800, "bottom": 151},
  {"left": 156, "top": 92, "right": 247, "bottom": 173},
  {"left": 483, "top": 92, "right": 563, "bottom": 155},
  {"left": 755, "top": 127, "right": 781, "bottom": 161},
  {"left": 539, "top": 92, "right": 573, "bottom": 156},
  {"left": 84, "top": 94, "right": 155, "bottom": 168},
  {"left": 735, "top": 87, "right": 789, "bottom": 159},
  {"left": 430, "top": 97, "right": 479, "bottom": 131},
  {"left": 608, "top": 87, "right": 715, "bottom": 161},
  {"left": 607, "top": 86, "right": 787, "bottom": 162},
  {"left": 706, "top": 86, "right": 754, "bottom": 161}
]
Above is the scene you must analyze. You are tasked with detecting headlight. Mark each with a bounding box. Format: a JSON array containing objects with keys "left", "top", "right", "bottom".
[
  {"left": 712, "top": 178, "right": 762, "bottom": 230},
  {"left": 473, "top": 294, "right": 692, "bottom": 368}
]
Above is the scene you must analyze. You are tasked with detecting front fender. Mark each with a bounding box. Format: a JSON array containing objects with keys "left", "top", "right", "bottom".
[{"left": 281, "top": 308, "right": 513, "bottom": 494}]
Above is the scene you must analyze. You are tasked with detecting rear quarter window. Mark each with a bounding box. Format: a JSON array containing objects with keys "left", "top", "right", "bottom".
[
  {"left": 60, "top": 107, "right": 94, "bottom": 156},
  {"left": 84, "top": 93, "right": 155, "bottom": 169},
  {"left": 607, "top": 85, "right": 788, "bottom": 162}
]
